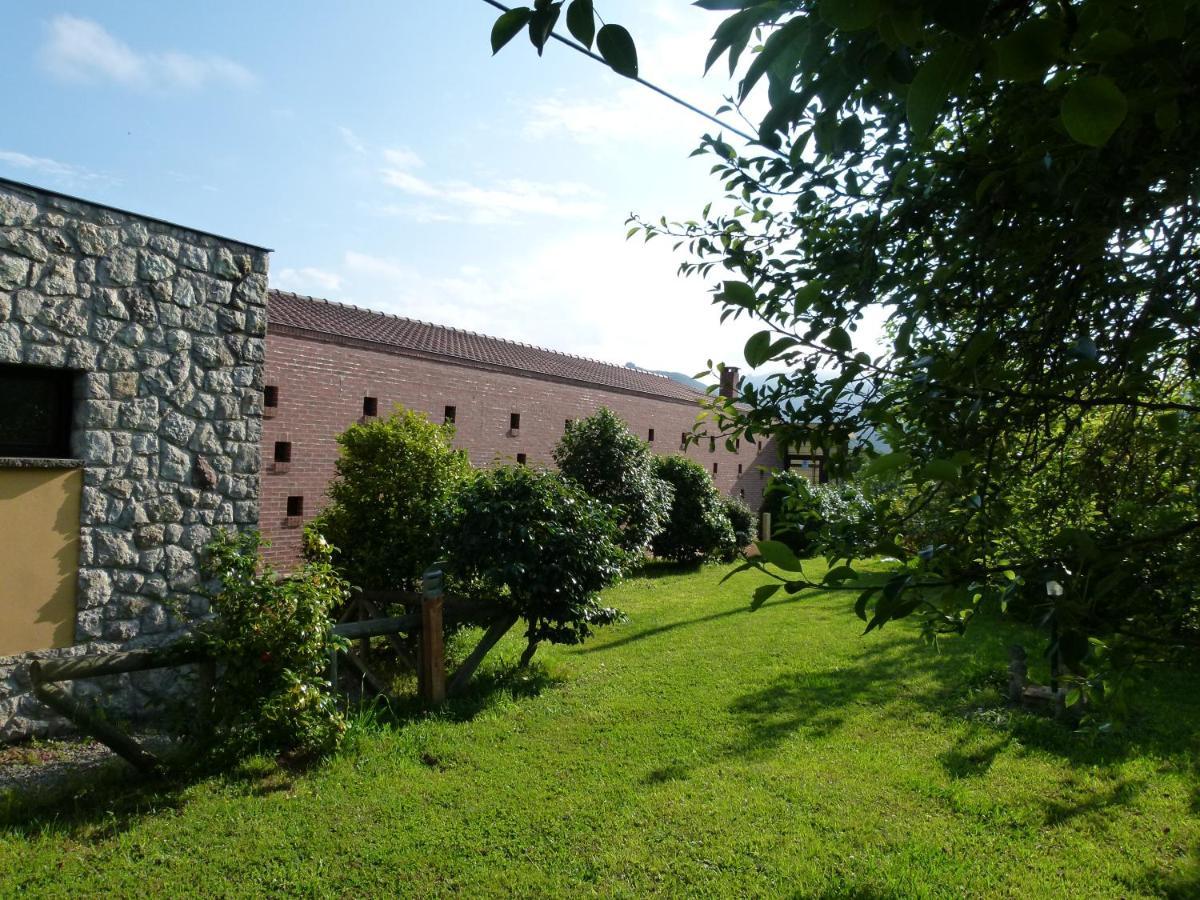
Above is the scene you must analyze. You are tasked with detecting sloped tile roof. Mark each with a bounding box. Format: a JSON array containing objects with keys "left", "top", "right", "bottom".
[{"left": 267, "top": 290, "right": 708, "bottom": 403}]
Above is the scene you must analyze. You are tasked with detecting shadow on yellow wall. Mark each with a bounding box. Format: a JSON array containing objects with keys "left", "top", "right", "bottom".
[{"left": 0, "top": 467, "right": 81, "bottom": 656}]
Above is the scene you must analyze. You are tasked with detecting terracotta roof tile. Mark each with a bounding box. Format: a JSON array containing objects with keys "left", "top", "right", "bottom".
[{"left": 267, "top": 290, "right": 708, "bottom": 404}]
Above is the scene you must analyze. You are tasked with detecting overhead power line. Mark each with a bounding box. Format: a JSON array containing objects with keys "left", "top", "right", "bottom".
[{"left": 478, "top": 0, "right": 763, "bottom": 147}]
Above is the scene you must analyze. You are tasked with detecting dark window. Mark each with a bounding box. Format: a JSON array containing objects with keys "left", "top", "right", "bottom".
[
  {"left": 516, "top": 453, "right": 527, "bottom": 466},
  {"left": 565, "top": 418, "right": 573, "bottom": 430},
  {"left": 0, "top": 364, "right": 74, "bottom": 458},
  {"left": 273, "top": 441, "right": 292, "bottom": 463},
  {"left": 709, "top": 437, "right": 716, "bottom": 453},
  {"left": 757, "top": 440, "right": 763, "bottom": 451},
  {"left": 734, "top": 439, "right": 741, "bottom": 451},
  {"left": 444, "top": 405, "right": 456, "bottom": 424},
  {"left": 286, "top": 495, "right": 304, "bottom": 517},
  {"left": 362, "top": 396, "right": 378, "bottom": 417},
  {"left": 681, "top": 431, "right": 688, "bottom": 446},
  {"left": 740, "top": 488, "right": 746, "bottom": 499},
  {"left": 712, "top": 462, "right": 718, "bottom": 475},
  {"left": 510, "top": 412, "right": 521, "bottom": 431},
  {"left": 738, "top": 463, "right": 743, "bottom": 475},
  {"left": 264, "top": 385, "right": 279, "bottom": 408}
]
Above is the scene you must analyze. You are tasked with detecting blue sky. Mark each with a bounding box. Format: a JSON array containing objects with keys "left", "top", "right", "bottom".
[{"left": 1, "top": 0, "right": 795, "bottom": 376}]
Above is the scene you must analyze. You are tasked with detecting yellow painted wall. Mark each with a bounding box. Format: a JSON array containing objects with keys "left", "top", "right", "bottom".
[{"left": 0, "top": 467, "right": 81, "bottom": 656}]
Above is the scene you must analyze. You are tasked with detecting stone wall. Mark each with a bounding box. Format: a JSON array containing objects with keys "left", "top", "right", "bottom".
[{"left": 0, "top": 179, "right": 269, "bottom": 741}]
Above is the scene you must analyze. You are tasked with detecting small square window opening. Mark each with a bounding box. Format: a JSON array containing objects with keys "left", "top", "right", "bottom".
[
  {"left": 273, "top": 441, "right": 292, "bottom": 463},
  {"left": 510, "top": 412, "right": 521, "bottom": 431},
  {"left": 362, "top": 396, "right": 379, "bottom": 417},
  {"left": 286, "top": 495, "right": 304, "bottom": 517},
  {"left": 444, "top": 405, "right": 456, "bottom": 424}
]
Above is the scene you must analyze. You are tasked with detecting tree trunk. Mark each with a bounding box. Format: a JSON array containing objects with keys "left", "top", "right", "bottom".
[{"left": 518, "top": 638, "right": 539, "bottom": 669}]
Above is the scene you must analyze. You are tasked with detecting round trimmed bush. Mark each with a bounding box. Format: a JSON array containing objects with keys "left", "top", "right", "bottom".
[
  {"left": 553, "top": 407, "right": 673, "bottom": 560},
  {"left": 651, "top": 455, "right": 736, "bottom": 563},
  {"left": 446, "top": 465, "right": 625, "bottom": 666}
]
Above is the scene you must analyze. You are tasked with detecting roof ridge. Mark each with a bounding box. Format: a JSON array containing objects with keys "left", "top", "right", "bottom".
[{"left": 268, "top": 288, "right": 685, "bottom": 384}]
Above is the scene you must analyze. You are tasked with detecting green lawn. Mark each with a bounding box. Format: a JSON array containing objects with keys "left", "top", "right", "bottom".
[{"left": 2, "top": 561, "right": 1197, "bottom": 897}]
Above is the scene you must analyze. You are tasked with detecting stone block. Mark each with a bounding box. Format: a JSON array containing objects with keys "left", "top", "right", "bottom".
[{"left": 0, "top": 253, "right": 30, "bottom": 290}]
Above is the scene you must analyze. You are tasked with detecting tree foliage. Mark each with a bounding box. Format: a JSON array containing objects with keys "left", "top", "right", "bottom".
[
  {"left": 720, "top": 493, "right": 759, "bottom": 558},
  {"left": 652, "top": 455, "right": 737, "bottom": 563},
  {"left": 553, "top": 407, "right": 673, "bottom": 559},
  {"left": 487, "top": 0, "right": 1200, "bottom": 706},
  {"left": 313, "top": 406, "right": 472, "bottom": 591},
  {"left": 197, "top": 530, "right": 348, "bottom": 759},
  {"left": 446, "top": 465, "right": 625, "bottom": 666}
]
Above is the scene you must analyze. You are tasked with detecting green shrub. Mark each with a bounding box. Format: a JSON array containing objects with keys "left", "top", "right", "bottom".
[
  {"left": 313, "top": 406, "right": 472, "bottom": 591},
  {"left": 651, "top": 455, "right": 735, "bottom": 563},
  {"left": 763, "top": 472, "right": 874, "bottom": 558},
  {"left": 197, "top": 529, "right": 348, "bottom": 759},
  {"left": 553, "top": 407, "right": 673, "bottom": 560},
  {"left": 446, "top": 465, "right": 625, "bottom": 666},
  {"left": 720, "top": 495, "right": 757, "bottom": 560}
]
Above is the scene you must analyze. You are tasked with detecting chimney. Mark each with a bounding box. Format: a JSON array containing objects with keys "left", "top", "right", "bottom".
[{"left": 719, "top": 366, "right": 740, "bottom": 399}]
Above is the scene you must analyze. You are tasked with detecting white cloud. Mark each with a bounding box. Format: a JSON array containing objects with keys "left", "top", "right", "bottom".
[
  {"left": 0, "top": 149, "right": 109, "bottom": 184},
  {"left": 377, "top": 146, "right": 604, "bottom": 223},
  {"left": 274, "top": 267, "right": 343, "bottom": 295},
  {"left": 339, "top": 126, "right": 367, "bottom": 154},
  {"left": 295, "top": 233, "right": 772, "bottom": 377},
  {"left": 40, "top": 15, "right": 255, "bottom": 91}
]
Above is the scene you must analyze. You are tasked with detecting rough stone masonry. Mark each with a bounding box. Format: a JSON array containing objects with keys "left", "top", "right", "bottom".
[{"left": 0, "top": 179, "right": 269, "bottom": 741}]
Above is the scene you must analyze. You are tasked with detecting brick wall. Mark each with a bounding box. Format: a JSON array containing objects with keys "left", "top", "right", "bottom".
[{"left": 261, "top": 330, "right": 781, "bottom": 568}]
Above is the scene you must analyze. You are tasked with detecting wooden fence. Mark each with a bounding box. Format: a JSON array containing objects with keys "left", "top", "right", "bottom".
[{"left": 28, "top": 582, "right": 519, "bottom": 774}]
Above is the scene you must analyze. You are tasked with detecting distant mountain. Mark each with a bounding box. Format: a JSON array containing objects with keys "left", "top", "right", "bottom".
[{"left": 625, "top": 363, "right": 707, "bottom": 392}]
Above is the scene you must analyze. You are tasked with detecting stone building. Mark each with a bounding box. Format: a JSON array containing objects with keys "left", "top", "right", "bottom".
[
  {"left": 0, "top": 176, "right": 793, "bottom": 741},
  {"left": 0, "top": 178, "right": 269, "bottom": 741},
  {"left": 260, "top": 290, "right": 782, "bottom": 569}
]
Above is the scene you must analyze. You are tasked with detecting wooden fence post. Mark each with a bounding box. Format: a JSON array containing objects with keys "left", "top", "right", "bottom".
[{"left": 420, "top": 565, "right": 446, "bottom": 704}]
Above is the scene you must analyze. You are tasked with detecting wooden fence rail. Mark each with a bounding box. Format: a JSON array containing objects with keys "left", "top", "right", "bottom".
[{"left": 27, "top": 585, "right": 518, "bottom": 774}]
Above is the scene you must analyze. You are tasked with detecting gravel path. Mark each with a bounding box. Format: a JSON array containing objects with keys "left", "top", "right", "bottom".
[{"left": 0, "top": 738, "right": 126, "bottom": 796}]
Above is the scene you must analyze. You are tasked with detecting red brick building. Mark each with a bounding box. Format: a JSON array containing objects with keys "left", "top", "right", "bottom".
[{"left": 260, "top": 290, "right": 782, "bottom": 568}]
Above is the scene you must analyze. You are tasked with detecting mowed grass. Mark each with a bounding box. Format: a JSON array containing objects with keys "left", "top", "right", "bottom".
[{"left": 2, "top": 560, "right": 1198, "bottom": 898}]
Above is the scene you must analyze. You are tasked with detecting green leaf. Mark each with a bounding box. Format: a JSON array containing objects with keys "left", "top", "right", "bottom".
[
  {"left": 824, "top": 326, "right": 853, "bottom": 353},
  {"left": 918, "top": 458, "right": 960, "bottom": 481},
  {"left": 740, "top": 18, "right": 809, "bottom": 101},
  {"left": 721, "top": 280, "right": 757, "bottom": 307},
  {"left": 491, "top": 8, "right": 533, "bottom": 54},
  {"left": 864, "top": 451, "right": 913, "bottom": 478},
  {"left": 744, "top": 330, "right": 774, "bottom": 368},
  {"left": 597, "top": 24, "right": 638, "bottom": 78},
  {"left": 751, "top": 582, "right": 783, "bottom": 610},
  {"left": 907, "top": 43, "right": 970, "bottom": 136},
  {"left": 565, "top": 0, "right": 595, "bottom": 48},
  {"left": 996, "top": 18, "right": 1063, "bottom": 81},
  {"left": 823, "top": 564, "right": 859, "bottom": 586},
  {"left": 754, "top": 540, "right": 806, "bottom": 572},
  {"left": 1061, "top": 76, "right": 1127, "bottom": 147},
  {"left": 818, "top": 0, "right": 881, "bottom": 31},
  {"left": 854, "top": 587, "right": 877, "bottom": 621},
  {"left": 528, "top": 4, "right": 562, "bottom": 55}
]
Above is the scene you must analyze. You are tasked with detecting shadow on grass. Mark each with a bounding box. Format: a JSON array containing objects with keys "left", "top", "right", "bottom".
[
  {"left": 626, "top": 559, "right": 708, "bottom": 580},
  {"left": 0, "top": 660, "right": 560, "bottom": 840},
  {"left": 581, "top": 592, "right": 812, "bottom": 654}
]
